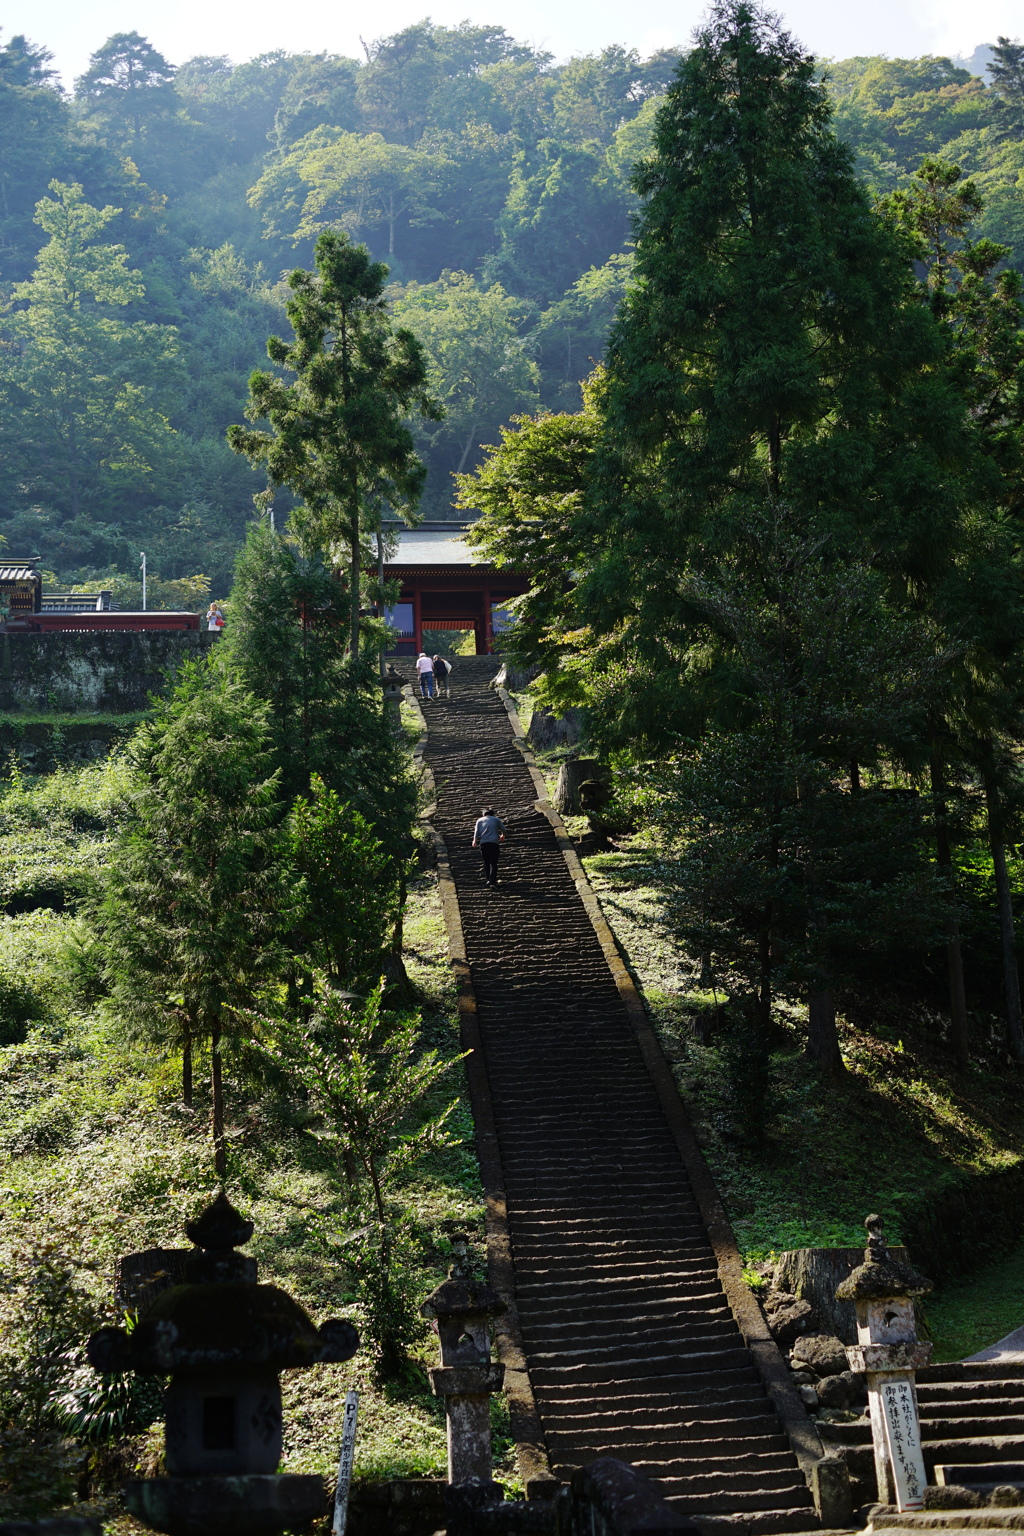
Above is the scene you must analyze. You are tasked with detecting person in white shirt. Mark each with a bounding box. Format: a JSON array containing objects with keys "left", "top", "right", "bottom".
[{"left": 415, "top": 651, "right": 435, "bottom": 699}]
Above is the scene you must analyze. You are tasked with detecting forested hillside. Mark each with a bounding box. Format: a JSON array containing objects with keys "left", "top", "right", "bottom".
[{"left": 0, "top": 23, "right": 1021, "bottom": 596}]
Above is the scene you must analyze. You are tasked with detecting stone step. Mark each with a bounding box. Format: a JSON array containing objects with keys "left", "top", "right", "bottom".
[
  {"left": 936, "top": 1463, "right": 1024, "bottom": 1488},
  {"left": 418, "top": 673, "right": 817, "bottom": 1526}
]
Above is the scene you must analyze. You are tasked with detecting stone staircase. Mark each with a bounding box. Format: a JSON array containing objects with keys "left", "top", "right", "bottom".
[
  {"left": 409, "top": 658, "right": 821, "bottom": 1532},
  {"left": 821, "top": 1363, "right": 1024, "bottom": 1507}
]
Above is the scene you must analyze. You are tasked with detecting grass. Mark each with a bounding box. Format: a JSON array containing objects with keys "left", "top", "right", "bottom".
[
  {"left": 0, "top": 713, "right": 152, "bottom": 728},
  {"left": 924, "top": 1239, "right": 1024, "bottom": 1362}
]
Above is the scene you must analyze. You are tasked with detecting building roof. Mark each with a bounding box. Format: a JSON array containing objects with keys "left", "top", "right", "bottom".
[
  {"left": 386, "top": 528, "right": 477, "bottom": 567},
  {"left": 0, "top": 565, "right": 40, "bottom": 583}
]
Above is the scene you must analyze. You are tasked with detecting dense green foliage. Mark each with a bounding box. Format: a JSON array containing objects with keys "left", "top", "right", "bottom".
[
  {"left": 465, "top": 1, "right": 1024, "bottom": 1075},
  {"left": 0, "top": 17, "right": 1020, "bottom": 584}
]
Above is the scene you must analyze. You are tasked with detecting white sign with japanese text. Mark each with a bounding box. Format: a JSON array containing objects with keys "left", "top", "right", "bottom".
[
  {"left": 332, "top": 1389, "right": 359, "bottom": 1536},
  {"left": 880, "top": 1378, "right": 927, "bottom": 1511}
]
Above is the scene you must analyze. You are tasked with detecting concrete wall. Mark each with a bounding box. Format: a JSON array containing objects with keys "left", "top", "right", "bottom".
[{"left": 0, "top": 631, "right": 219, "bottom": 713}]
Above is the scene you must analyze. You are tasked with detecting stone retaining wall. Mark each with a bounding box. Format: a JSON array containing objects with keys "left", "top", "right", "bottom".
[
  {"left": 0, "top": 631, "right": 217, "bottom": 713},
  {"left": 0, "top": 718, "right": 144, "bottom": 772}
]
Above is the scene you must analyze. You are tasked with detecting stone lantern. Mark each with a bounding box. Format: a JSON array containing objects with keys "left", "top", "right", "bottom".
[
  {"left": 421, "top": 1234, "right": 505, "bottom": 1490},
  {"left": 836, "top": 1213, "right": 933, "bottom": 1512},
  {"left": 88, "top": 1191, "right": 359, "bottom": 1536},
  {"left": 381, "top": 665, "right": 405, "bottom": 730}
]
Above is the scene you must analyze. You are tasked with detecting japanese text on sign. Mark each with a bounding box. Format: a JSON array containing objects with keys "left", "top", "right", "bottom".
[{"left": 880, "top": 1378, "right": 927, "bottom": 1511}]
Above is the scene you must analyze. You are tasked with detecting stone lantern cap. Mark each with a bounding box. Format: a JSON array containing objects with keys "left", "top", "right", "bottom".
[
  {"left": 835, "top": 1214, "right": 933, "bottom": 1303},
  {"left": 89, "top": 1191, "right": 358, "bottom": 1375},
  {"left": 420, "top": 1234, "right": 505, "bottom": 1323}
]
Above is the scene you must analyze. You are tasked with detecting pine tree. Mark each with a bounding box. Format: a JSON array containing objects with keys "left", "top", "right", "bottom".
[
  {"left": 228, "top": 231, "right": 438, "bottom": 654},
  {"left": 596, "top": 0, "right": 966, "bottom": 590}
]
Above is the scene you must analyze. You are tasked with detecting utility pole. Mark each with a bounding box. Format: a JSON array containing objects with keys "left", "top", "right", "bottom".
[{"left": 140, "top": 551, "right": 147, "bottom": 611}]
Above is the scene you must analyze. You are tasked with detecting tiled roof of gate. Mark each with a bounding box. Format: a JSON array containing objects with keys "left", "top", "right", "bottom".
[
  {"left": 0, "top": 565, "right": 39, "bottom": 583},
  {"left": 386, "top": 528, "right": 477, "bottom": 566}
]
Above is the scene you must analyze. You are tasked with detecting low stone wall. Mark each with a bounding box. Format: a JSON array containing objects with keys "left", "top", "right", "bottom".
[
  {"left": 0, "top": 631, "right": 217, "bottom": 713},
  {"left": 0, "top": 718, "right": 145, "bottom": 772}
]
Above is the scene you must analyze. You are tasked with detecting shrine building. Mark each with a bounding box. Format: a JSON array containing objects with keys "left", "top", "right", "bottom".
[{"left": 382, "top": 522, "right": 527, "bottom": 656}]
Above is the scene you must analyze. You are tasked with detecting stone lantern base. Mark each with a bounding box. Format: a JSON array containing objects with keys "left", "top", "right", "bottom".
[{"left": 123, "top": 1473, "right": 326, "bottom": 1536}]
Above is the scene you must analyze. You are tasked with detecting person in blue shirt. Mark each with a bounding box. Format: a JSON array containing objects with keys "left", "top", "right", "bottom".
[{"left": 472, "top": 806, "right": 506, "bottom": 888}]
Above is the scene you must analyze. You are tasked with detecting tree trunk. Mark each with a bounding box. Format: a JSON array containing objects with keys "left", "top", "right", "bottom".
[
  {"left": 930, "top": 745, "right": 969, "bottom": 1067},
  {"left": 350, "top": 494, "right": 361, "bottom": 657},
  {"left": 377, "top": 529, "right": 386, "bottom": 680},
  {"left": 383, "top": 866, "right": 412, "bottom": 1001},
  {"left": 457, "top": 423, "right": 477, "bottom": 474},
  {"left": 554, "top": 758, "right": 601, "bottom": 815},
  {"left": 211, "top": 1018, "right": 226, "bottom": 1177},
  {"left": 182, "top": 1030, "right": 193, "bottom": 1109},
  {"left": 984, "top": 773, "right": 1024, "bottom": 1063},
  {"left": 758, "top": 915, "right": 772, "bottom": 1031},
  {"left": 806, "top": 988, "right": 844, "bottom": 1073}
]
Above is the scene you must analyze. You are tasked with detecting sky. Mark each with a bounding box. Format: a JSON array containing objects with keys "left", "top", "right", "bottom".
[{"left": 2, "top": 0, "right": 1019, "bottom": 88}]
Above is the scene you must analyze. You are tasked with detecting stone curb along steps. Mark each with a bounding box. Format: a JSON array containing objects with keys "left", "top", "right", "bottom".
[{"left": 403, "top": 658, "right": 852, "bottom": 1532}]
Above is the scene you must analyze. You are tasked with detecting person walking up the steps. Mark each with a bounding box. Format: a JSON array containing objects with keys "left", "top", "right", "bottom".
[
  {"left": 433, "top": 654, "right": 451, "bottom": 700},
  {"left": 473, "top": 806, "right": 506, "bottom": 888},
  {"left": 416, "top": 650, "right": 435, "bottom": 699}
]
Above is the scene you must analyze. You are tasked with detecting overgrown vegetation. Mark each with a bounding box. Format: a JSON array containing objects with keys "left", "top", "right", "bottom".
[{"left": 0, "top": 748, "right": 492, "bottom": 1521}]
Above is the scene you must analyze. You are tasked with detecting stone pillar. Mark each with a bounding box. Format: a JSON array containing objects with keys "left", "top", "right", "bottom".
[
  {"left": 421, "top": 1234, "right": 506, "bottom": 1489},
  {"left": 836, "top": 1214, "right": 933, "bottom": 1511}
]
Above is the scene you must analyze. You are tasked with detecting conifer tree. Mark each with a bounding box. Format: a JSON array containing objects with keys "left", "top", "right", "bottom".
[
  {"left": 228, "top": 231, "right": 438, "bottom": 654},
  {"left": 75, "top": 33, "right": 177, "bottom": 146},
  {"left": 101, "top": 659, "right": 287, "bottom": 1174}
]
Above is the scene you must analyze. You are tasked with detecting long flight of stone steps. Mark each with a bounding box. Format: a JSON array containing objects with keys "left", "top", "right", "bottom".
[
  {"left": 408, "top": 657, "right": 820, "bottom": 1532},
  {"left": 821, "top": 1361, "right": 1024, "bottom": 1503}
]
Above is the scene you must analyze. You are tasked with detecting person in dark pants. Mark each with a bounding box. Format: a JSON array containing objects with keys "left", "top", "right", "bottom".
[
  {"left": 472, "top": 806, "right": 506, "bottom": 888},
  {"left": 433, "top": 654, "right": 452, "bottom": 699}
]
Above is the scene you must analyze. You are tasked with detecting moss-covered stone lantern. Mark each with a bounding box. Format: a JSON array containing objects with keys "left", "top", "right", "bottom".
[
  {"left": 836, "top": 1213, "right": 933, "bottom": 1512},
  {"left": 381, "top": 664, "right": 404, "bottom": 729},
  {"left": 88, "top": 1192, "right": 359, "bottom": 1536},
  {"left": 421, "top": 1234, "right": 505, "bottom": 1490}
]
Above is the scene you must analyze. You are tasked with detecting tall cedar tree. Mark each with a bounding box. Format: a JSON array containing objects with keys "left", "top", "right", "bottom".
[
  {"left": 228, "top": 231, "right": 439, "bottom": 653},
  {"left": 583, "top": 0, "right": 973, "bottom": 741},
  {"left": 470, "top": 3, "right": 976, "bottom": 751},
  {"left": 100, "top": 659, "right": 286, "bottom": 1174}
]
